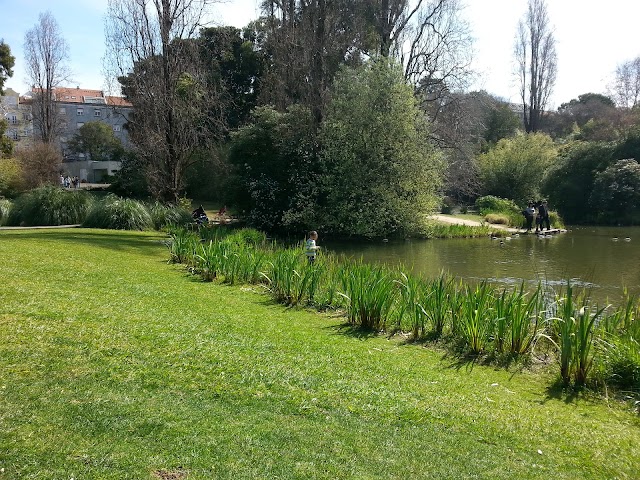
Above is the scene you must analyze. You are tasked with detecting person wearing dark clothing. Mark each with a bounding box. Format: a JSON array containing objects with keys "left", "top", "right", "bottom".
[
  {"left": 536, "top": 200, "right": 551, "bottom": 232},
  {"left": 191, "top": 205, "right": 208, "bottom": 225},
  {"left": 522, "top": 202, "right": 535, "bottom": 232}
]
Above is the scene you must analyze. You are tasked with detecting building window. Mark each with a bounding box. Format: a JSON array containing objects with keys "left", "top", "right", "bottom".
[
  {"left": 77, "top": 108, "right": 83, "bottom": 116},
  {"left": 113, "top": 125, "right": 121, "bottom": 132},
  {"left": 94, "top": 110, "right": 102, "bottom": 117},
  {"left": 77, "top": 122, "right": 84, "bottom": 128},
  {"left": 8, "top": 115, "right": 17, "bottom": 124},
  {"left": 60, "top": 107, "right": 66, "bottom": 115},
  {"left": 10, "top": 130, "right": 18, "bottom": 140}
]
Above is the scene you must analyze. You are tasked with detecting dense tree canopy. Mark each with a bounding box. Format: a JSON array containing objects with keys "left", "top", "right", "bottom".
[
  {"left": 590, "top": 159, "right": 640, "bottom": 224},
  {"left": 68, "top": 121, "right": 123, "bottom": 162},
  {"left": 320, "top": 60, "right": 443, "bottom": 237},
  {"left": 228, "top": 105, "right": 317, "bottom": 233},
  {"left": 478, "top": 133, "right": 556, "bottom": 207}
]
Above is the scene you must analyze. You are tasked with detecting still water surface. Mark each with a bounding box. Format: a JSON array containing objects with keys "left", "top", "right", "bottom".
[{"left": 327, "top": 227, "right": 640, "bottom": 305}]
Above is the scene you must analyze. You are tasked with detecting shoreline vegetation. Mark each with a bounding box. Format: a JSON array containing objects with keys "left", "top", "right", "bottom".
[
  {"left": 0, "top": 227, "right": 639, "bottom": 478},
  {"left": 170, "top": 225, "right": 639, "bottom": 397}
]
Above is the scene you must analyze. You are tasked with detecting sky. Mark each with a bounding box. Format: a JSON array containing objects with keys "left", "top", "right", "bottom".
[{"left": 1, "top": 0, "right": 639, "bottom": 109}]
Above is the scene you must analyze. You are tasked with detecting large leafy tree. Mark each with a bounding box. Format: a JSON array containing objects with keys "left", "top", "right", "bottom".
[
  {"left": 478, "top": 132, "right": 556, "bottom": 207},
  {"left": 0, "top": 40, "right": 15, "bottom": 94},
  {"left": 68, "top": 121, "right": 123, "bottom": 162},
  {"left": 0, "top": 41, "right": 16, "bottom": 158},
  {"left": 199, "top": 25, "right": 265, "bottom": 132},
  {"left": 541, "top": 141, "right": 615, "bottom": 223},
  {"left": 228, "top": 105, "right": 317, "bottom": 233},
  {"left": 320, "top": 59, "right": 443, "bottom": 238},
  {"left": 590, "top": 159, "right": 640, "bottom": 224}
]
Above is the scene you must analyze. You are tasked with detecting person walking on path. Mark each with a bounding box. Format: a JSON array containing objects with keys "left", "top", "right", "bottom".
[{"left": 305, "top": 231, "right": 321, "bottom": 264}]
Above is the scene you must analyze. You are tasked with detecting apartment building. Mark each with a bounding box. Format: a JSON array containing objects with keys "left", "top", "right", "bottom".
[
  {"left": 54, "top": 87, "right": 132, "bottom": 182},
  {"left": 0, "top": 88, "right": 35, "bottom": 147},
  {"left": 1, "top": 86, "right": 133, "bottom": 182}
]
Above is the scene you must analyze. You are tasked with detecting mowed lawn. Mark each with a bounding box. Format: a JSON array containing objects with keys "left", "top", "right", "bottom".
[{"left": 0, "top": 229, "right": 638, "bottom": 480}]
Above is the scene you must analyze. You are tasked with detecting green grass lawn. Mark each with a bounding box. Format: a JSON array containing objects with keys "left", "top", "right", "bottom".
[{"left": 0, "top": 229, "right": 638, "bottom": 479}]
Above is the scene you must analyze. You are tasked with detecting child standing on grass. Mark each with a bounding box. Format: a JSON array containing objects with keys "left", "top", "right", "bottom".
[{"left": 305, "top": 231, "right": 320, "bottom": 264}]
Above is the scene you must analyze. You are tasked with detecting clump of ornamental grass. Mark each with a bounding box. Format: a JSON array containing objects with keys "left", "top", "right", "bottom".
[
  {"left": 0, "top": 198, "right": 11, "bottom": 226},
  {"left": 262, "top": 248, "right": 306, "bottom": 305},
  {"left": 148, "top": 201, "right": 193, "bottom": 230},
  {"left": 6, "top": 185, "right": 92, "bottom": 226},
  {"left": 83, "top": 194, "right": 153, "bottom": 230},
  {"left": 494, "top": 283, "right": 543, "bottom": 355}
]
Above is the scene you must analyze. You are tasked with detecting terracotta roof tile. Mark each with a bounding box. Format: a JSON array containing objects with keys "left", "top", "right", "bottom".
[
  {"left": 106, "top": 96, "right": 132, "bottom": 107},
  {"left": 28, "top": 86, "right": 132, "bottom": 107}
]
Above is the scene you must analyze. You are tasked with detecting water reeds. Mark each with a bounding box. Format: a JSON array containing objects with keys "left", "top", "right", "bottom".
[
  {"left": 165, "top": 226, "right": 640, "bottom": 395},
  {"left": 458, "top": 282, "right": 494, "bottom": 354},
  {"left": 396, "top": 272, "right": 429, "bottom": 338},
  {"left": 166, "top": 227, "right": 200, "bottom": 265},
  {"left": 339, "top": 262, "right": 397, "bottom": 330},
  {"left": 547, "top": 283, "right": 605, "bottom": 387},
  {"left": 425, "top": 273, "right": 455, "bottom": 337}
]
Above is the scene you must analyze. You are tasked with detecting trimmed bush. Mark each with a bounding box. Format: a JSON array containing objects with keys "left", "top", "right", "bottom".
[
  {"left": 83, "top": 194, "right": 153, "bottom": 230},
  {"left": 6, "top": 186, "right": 92, "bottom": 226}
]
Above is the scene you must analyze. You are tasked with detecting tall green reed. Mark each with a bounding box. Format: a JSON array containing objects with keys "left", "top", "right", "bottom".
[
  {"left": 339, "top": 262, "right": 397, "bottom": 331},
  {"left": 166, "top": 228, "right": 200, "bottom": 265},
  {"left": 458, "top": 282, "right": 494, "bottom": 354},
  {"left": 425, "top": 273, "right": 455, "bottom": 337},
  {"left": 548, "top": 283, "right": 605, "bottom": 387},
  {"left": 495, "top": 283, "right": 543, "bottom": 355},
  {"left": 396, "top": 272, "right": 429, "bottom": 338}
]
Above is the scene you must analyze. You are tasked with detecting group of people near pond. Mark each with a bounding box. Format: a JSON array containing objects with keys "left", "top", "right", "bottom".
[
  {"left": 59, "top": 174, "right": 80, "bottom": 189},
  {"left": 522, "top": 200, "right": 551, "bottom": 233}
]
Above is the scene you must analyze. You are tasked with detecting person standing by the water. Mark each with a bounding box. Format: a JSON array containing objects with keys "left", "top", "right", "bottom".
[
  {"left": 536, "top": 200, "right": 551, "bottom": 231},
  {"left": 305, "top": 231, "right": 321, "bottom": 264},
  {"left": 522, "top": 202, "right": 535, "bottom": 232}
]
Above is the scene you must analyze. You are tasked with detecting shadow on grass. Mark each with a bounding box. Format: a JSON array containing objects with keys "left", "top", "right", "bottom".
[
  {"left": 326, "top": 322, "right": 380, "bottom": 340},
  {"left": 1, "top": 229, "right": 167, "bottom": 257},
  {"left": 542, "top": 379, "right": 583, "bottom": 404}
]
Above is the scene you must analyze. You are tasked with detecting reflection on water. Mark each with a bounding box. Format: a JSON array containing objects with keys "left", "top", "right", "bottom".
[{"left": 326, "top": 226, "right": 640, "bottom": 305}]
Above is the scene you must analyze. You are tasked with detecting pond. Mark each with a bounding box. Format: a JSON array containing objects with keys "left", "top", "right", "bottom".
[{"left": 327, "top": 226, "right": 640, "bottom": 305}]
